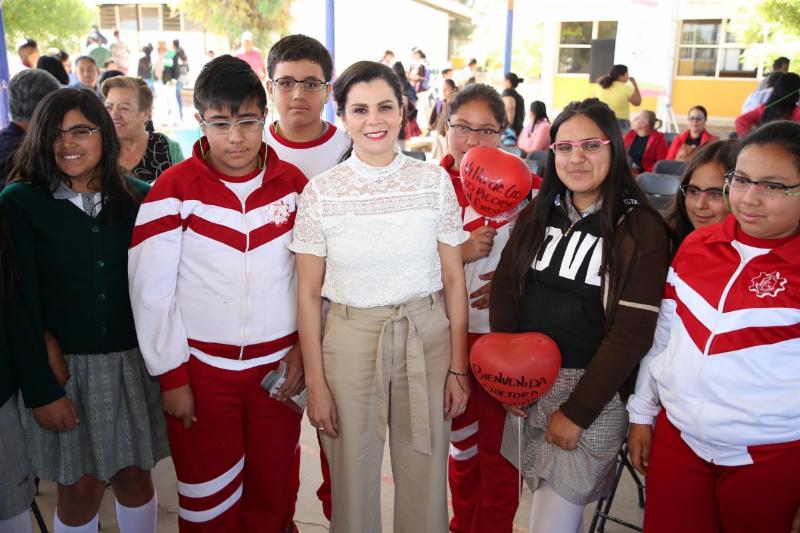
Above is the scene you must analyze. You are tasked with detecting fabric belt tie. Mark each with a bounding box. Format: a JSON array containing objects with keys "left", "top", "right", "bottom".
[{"left": 374, "top": 298, "right": 434, "bottom": 456}]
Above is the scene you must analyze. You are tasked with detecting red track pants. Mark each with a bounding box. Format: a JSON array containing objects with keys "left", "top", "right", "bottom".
[
  {"left": 448, "top": 333, "right": 520, "bottom": 533},
  {"left": 644, "top": 410, "right": 800, "bottom": 533},
  {"left": 166, "top": 356, "right": 302, "bottom": 532}
]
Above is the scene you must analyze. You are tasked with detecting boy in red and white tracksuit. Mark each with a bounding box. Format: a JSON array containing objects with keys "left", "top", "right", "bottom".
[
  {"left": 129, "top": 54, "right": 309, "bottom": 533},
  {"left": 442, "top": 154, "right": 541, "bottom": 532}
]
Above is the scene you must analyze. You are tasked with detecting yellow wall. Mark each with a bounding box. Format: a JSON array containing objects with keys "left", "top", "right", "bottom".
[
  {"left": 671, "top": 78, "right": 758, "bottom": 119},
  {"left": 552, "top": 75, "right": 655, "bottom": 115},
  {"left": 553, "top": 75, "right": 759, "bottom": 120}
]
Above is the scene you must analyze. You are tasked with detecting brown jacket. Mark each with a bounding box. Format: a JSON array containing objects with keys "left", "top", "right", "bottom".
[{"left": 490, "top": 205, "right": 671, "bottom": 429}]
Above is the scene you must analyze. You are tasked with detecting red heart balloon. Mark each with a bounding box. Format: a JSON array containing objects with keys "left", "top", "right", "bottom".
[
  {"left": 470, "top": 332, "right": 561, "bottom": 407},
  {"left": 459, "top": 146, "right": 532, "bottom": 217}
]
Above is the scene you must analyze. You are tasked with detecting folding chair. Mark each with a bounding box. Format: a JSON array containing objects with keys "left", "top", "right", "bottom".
[
  {"left": 501, "top": 145, "right": 523, "bottom": 158},
  {"left": 664, "top": 132, "right": 678, "bottom": 146},
  {"left": 32, "top": 479, "right": 49, "bottom": 533},
  {"left": 587, "top": 441, "right": 645, "bottom": 533},
  {"left": 636, "top": 172, "right": 680, "bottom": 211},
  {"left": 402, "top": 150, "right": 426, "bottom": 161},
  {"left": 652, "top": 159, "right": 686, "bottom": 176}
]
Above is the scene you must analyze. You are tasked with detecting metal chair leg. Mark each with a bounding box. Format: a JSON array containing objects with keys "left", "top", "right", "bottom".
[{"left": 31, "top": 499, "right": 48, "bottom": 533}]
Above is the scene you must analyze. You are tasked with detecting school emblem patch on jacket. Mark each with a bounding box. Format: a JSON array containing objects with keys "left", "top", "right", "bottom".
[
  {"left": 748, "top": 271, "right": 787, "bottom": 298},
  {"left": 265, "top": 200, "right": 293, "bottom": 225}
]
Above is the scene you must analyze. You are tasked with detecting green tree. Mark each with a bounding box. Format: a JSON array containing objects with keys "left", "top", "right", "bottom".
[
  {"left": 3, "top": 0, "right": 94, "bottom": 52},
  {"left": 174, "top": 0, "right": 292, "bottom": 50},
  {"left": 730, "top": 0, "right": 800, "bottom": 71}
]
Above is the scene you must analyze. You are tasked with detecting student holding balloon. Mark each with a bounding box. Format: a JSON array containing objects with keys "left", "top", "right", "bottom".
[
  {"left": 489, "top": 98, "right": 672, "bottom": 533},
  {"left": 440, "top": 83, "right": 540, "bottom": 533}
]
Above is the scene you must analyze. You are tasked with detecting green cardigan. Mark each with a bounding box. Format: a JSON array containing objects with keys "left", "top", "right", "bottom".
[{"left": 0, "top": 178, "right": 149, "bottom": 407}]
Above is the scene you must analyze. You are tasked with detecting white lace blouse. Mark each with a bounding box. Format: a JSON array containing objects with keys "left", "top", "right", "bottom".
[{"left": 288, "top": 151, "right": 469, "bottom": 308}]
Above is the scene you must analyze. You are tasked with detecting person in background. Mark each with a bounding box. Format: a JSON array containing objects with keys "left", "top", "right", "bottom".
[
  {"left": 86, "top": 36, "right": 112, "bottom": 71},
  {"left": 137, "top": 44, "right": 155, "bottom": 95},
  {"left": 101, "top": 76, "right": 184, "bottom": 182},
  {"left": 392, "top": 61, "right": 420, "bottom": 148},
  {"left": 624, "top": 110, "right": 668, "bottom": 174},
  {"left": 17, "top": 39, "right": 40, "bottom": 69},
  {"left": 664, "top": 139, "right": 738, "bottom": 245},
  {"left": 0, "top": 70, "right": 61, "bottom": 186},
  {"left": 36, "top": 55, "right": 69, "bottom": 85},
  {"left": 237, "top": 31, "right": 266, "bottom": 80},
  {"left": 72, "top": 55, "right": 101, "bottom": 95},
  {"left": 492, "top": 98, "right": 671, "bottom": 533},
  {"left": 735, "top": 72, "right": 800, "bottom": 138},
  {"left": 380, "top": 49, "right": 395, "bottom": 66},
  {"left": 110, "top": 30, "right": 131, "bottom": 74},
  {"left": 429, "top": 79, "right": 457, "bottom": 133},
  {"left": 757, "top": 56, "right": 790, "bottom": 90},
  {"left": 441, "top": 68, "right": 453, "bottom": 80},
  {"left": 408, "top": 47, "right": 430, "bottom": 93},
  {"left": 172, "top": 39, "right": 189, "bottom": 122},
  {"left": 518, "top": 100, "right": 551, "bottom": 154},
  {"left": 742, "top": 71, "right": 783, "bottom": 114},
  {"left": 54, "top": 49, "right": 75, "bottom": 83},
  {"left": 594, "top": 64, "right": 642, "bottom": 130},
  {"left": 153, "top": 41, "right": 177, "bottom": 126},
  {"left": 264, "top": 33, "right": 352, "bottom": 521},
  {"left": 626, "top": 120, "right": 800, "bottom": 533},
  {"left": 666, "top": 105, "right": 718, "bottom": 161},
  {"left": 502, "top": 72, "right": 526, "bottom": 137},
  {"left": 465, "top": 58, "right": 479, "bottom": 85},
  {"left": 3, "top": 87, "right": 165, "bottom": 533}
]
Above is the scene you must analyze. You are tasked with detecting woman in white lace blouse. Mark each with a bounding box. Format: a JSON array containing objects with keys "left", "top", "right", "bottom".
[{"left": 290, "top": 61, "right": 470, "bottom": 532}]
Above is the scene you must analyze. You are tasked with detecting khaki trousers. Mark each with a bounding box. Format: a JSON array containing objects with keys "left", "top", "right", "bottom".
[{"left": 321, "top": 294, "right": 452, "bottom": 533}]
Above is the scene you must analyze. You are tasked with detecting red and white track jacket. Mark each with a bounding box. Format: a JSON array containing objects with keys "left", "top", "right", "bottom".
[
  {"left": 129, "top": 141, "right": 308, "bottom": 390},
  {"left": 627, "top": 215, "right": 800, "bottom": 466}
]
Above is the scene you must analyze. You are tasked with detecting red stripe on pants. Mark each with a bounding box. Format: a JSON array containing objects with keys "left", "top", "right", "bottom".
[
  {"left": 644, "top": 410, "right": 800, "bottom": 533},
  {"left": 167, "top": 356, "right": 302, "bottom": 532},
  {"left": 449, "top": 333, "right": 520, "bottom": 533}
]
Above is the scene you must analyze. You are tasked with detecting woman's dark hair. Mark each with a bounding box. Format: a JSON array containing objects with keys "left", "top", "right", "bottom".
[
  {"left": 530, "top": 100, "right": 548, "bottom": 124},
  {"left": 739, "top": 119, "right": 800, "bottom": 174},
  {"left": 760, "top": 72, "right": 800, "bottom": 126},
  {"left": 598, "top": 64, "right": 629, "bottom": 89},
  {"left": 9, "top": 88, "right": 141, "bottom": 222},
  {"left": 446, "top": 83, "right": 506, "bottom": 129},
  {"left": 504, "top": 97, "right": 669, "bottom": 297},
  {"left": 665, "top": 139, "right": 739, "bottom": 244},
  {"left": 443, "top": 79, "right": 457, "bottom": 92},
  {"left": 194, "top": 55, "right": 266, "bottom": 117},
  {"left": 391, "top": 61, "right": 409, "bottom": 83},
  {"left": 689, "top": 105, "right": 708, "bottom": 120},
  {"left": 36, "top": 55, "right": 69, "bottom": 85},
  {"left": 333, "top": 61, "right": 404, "bottom": 161}
]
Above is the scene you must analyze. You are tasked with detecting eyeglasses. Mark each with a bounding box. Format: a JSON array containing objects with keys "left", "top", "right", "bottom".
[
  {"left": 680, "top": 184, "right": 724, "bottom": 202},
  {"left": 724, "top": 170, "right": 800, "bottom": 198},
  {"left": 687, "top": 116, "right": 706, "bottom": 122},
  {"left": 272, "top": 77, "right": 328, "bottom": 92},
  {"left": 53, "top": 126, "right": 100, "bottom": 142},
  {"left": 447, "top": 122, "right": 501, "bottom": 139},
  {"left": 200, "top": 118, "right": 265, "bottom": 135},
  {"left": 550, "top": 138, "right": 611, "bottom": 156}
]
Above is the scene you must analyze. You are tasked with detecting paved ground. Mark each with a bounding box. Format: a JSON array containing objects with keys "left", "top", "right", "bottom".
[{"left": 30, "top": 418, "right": 644, "bottom": 532}]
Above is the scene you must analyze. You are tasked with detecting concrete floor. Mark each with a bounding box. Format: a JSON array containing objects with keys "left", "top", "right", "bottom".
[{"left": 30, "top": 420, "right": 644, "bottom": 532}]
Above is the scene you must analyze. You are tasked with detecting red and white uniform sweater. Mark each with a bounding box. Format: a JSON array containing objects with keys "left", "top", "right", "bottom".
[
  {"left": 627, "top": 215, "right": 800, "bottom": 466},
  {"left": 265, "top": 122, "right": 350, "bottom": 180},
  {"left": 439, "top": 155, "right": 541, "bottom": 333},
  {"left": 129, "top": 141, "right": 308, "bottom": 390}
]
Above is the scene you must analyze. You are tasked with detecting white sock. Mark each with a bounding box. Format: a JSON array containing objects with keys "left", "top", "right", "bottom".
[
  {"left": 0, "top": 510, "right": 33, "bottom": 533},
  {"left": 529, "top": 480, "right": 585, "bottom": 533},
  {"left": 53, "top": 511, "right": 99, "bottom": 533},
  {"left": 115, "top": 493, "right": 157, "bottom": 533}
]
